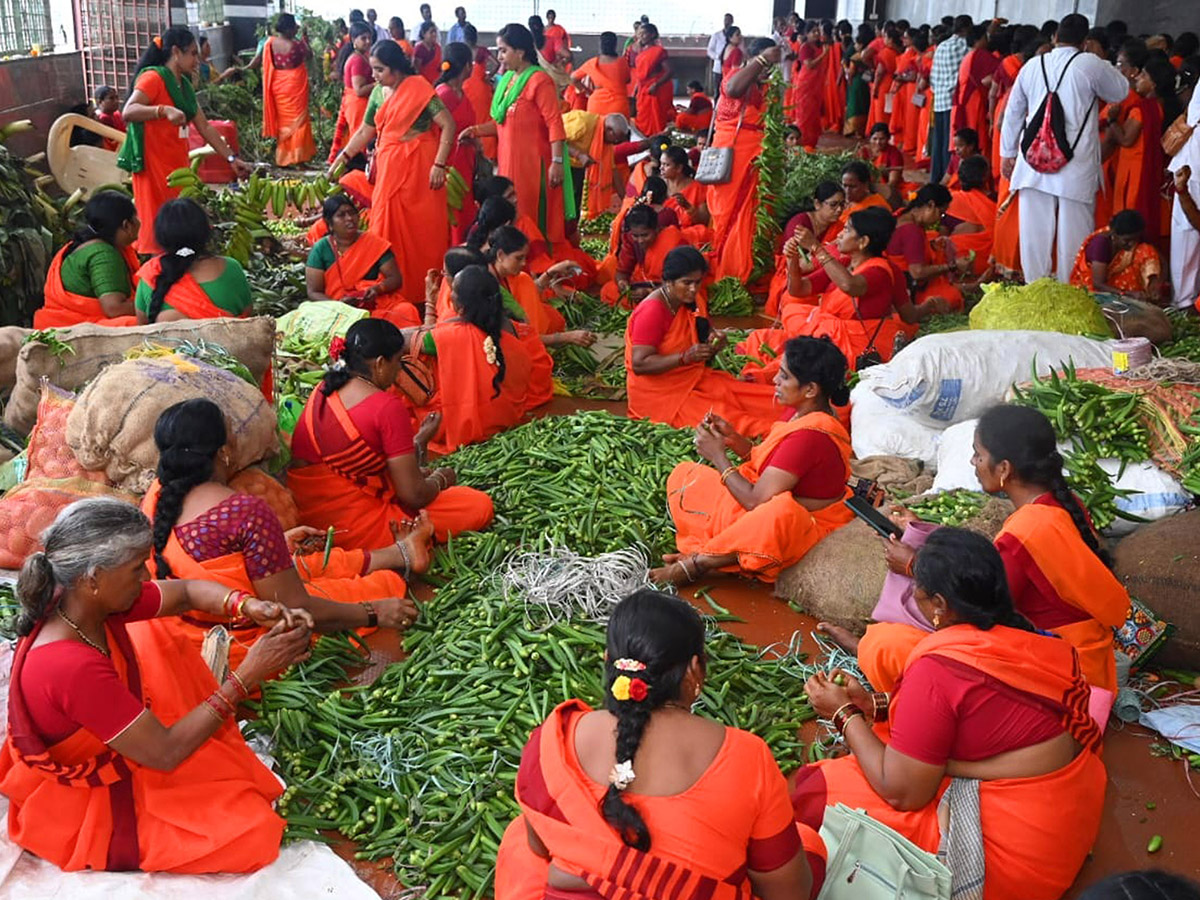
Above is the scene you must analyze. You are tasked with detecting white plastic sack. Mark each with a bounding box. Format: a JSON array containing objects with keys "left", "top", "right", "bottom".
[
  {"left": 931, "top": 419, "right": 981, "bottom": 493},
  {"left": 850, "top": 385, "right": 942, "bottom": 467},
  {"left": 857, "top": 331, "right": 1114, "bottom": 427}
]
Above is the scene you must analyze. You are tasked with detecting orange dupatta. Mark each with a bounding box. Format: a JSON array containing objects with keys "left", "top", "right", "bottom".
[
  {"left": 708, "top": 90, "right": 766, "bottom": 281},
  {"left": 599, "top": 224, "right": 685, "bottom": 307},
  {"left": 668, "top": 411, "right": 853, "bottom": 581},
  {"left": 995, "top": 501, "right": 1129, "bottom": 691},
  {"left": 321, "top": 232, "right": 394, "bottom": 299},
  {"left": 576, "top": 57, "right": 630, "bottom": 117},
  {"left": 261, "top": 38, "right": 316, "bottom": 167},
  {"left": 135, "top": 256, "right": 241, "bottom": 320},
  {"left": 583, "top": 111, "right": 618, "bottom": 222},
  {"left": 827, "top": 192, "right": 891, "bottom": 240},
  {"left": 948, "top": 189, "right": 996, "bottom": 275},
  {"left": 35, "top": 243, "right": 140, "bottom": 328}
]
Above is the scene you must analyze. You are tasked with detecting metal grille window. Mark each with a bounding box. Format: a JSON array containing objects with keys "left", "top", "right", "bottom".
[
  {"left": 196, "top": 0, "right": 224, "bottom": 27},
  {"left": 74, "top": 0, "right": 170, "bottom": 97},
  {"left": 0, "top": 0, "right": 55, "bottom": 55}
]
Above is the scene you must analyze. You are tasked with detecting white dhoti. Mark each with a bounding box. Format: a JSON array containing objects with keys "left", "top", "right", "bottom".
[
  {"left": 1018, "top": 188, "right": 1094, "bottom": 283},
  {"left": 1170, "top": 200, "right": 1200, "bottom": 309}
]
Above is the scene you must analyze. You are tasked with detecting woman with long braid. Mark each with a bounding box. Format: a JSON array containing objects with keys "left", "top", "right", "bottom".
[
  {"left": 823, "top": 404, "right": 1130, "bottom": 694},
  {"left": 421, "top": 265, "right": 552, "bottom": 454},
  {"left": 496, "top": 588, "right": 817, "bottom": 900},
  {"left": 794, "top": 528, "right": 1108, "bottom": 900},
  {"left": 143, "top": 398, "right": 423, "bottom": 670},
  {"left": 134, "top": 198, "right": 253, "bottom": 324}
]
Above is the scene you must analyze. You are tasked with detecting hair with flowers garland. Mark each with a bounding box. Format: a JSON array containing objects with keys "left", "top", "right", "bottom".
[
  {"left": 600, "top": 588, "right": 706, "bottom": 850},
  {"left": 320, "top": 317, "right": 405, "bottom": 396}
]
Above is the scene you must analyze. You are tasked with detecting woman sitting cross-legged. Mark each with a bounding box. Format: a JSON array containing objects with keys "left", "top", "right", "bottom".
[
  {"left": 0, "top": 498, "right": 312, "bottom": 873},
  {"left": 134, "top": 198, "right": 253, "bottom": 324},
  {"left": 289, "top": 317, "right": 495, "bottom": 547},
  {"left": 144, "top": 398, "right": 423, "bottom": 669},
  {"left": 599, "top": 202, "right": 687, "bottom": 307},
  {"left": 305, "top": 193, "right": 413, "bottom": 326},
  {"left": 495, "top": 588, "right": 818, "bottom": 900},
  {"left": 624, "top": 246, "right": 779, "bottom": 437},
  {"left": 1069, "top": 209, "right": 1166, "bottom": 303},
  {"left": 792, "top": 527, "right": 1108, "bottom": 900},
  {"left": 652, "top": 336, "right": 854, "bottom": 586},
  {"left": 36, "top": 190, "right": 141, "bottom": 329}
]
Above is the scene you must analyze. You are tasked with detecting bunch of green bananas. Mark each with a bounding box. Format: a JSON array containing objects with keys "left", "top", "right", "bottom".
[
  {"left": 0, "top": 119, "right": 34, "bottom": 145},
  {"left": 445, "top": 167, "right": 469, "bottom": 225}
]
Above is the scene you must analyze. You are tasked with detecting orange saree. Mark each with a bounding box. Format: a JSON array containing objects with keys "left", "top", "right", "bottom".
[
  {"left": 496, "top": 699, "right": 821, "bottom": 900},
  {"left": 667, "top": 412, "right": 853, "bottom": 582},
  {"left": 129, "top": 69, "right": 190, "bottom": 253},
  {"left": 822, "top": 41, "right": 845, "bottom": 134},
  {"left": 496, "top": 69, "right": 570, "bottom": 245},
  {"left": 321, "top": 231, "right": 414, "bottom": 327},
  {"left": 0, "top": 609, "right": 283, "bottom": 872},
  {"left": 826, "top": 191, "right": 891, "bottom": 240},
  {"left": 889, "top": 48, "right": 918, "bottom": 146},
  {"left": 1069, "top": 228, "right": 1161, "bottom": 293},
  {"left": 599, "top": 225, "right": 684, "bottom": 306},
  {"left": 866, "top": 46, "right": 897, "bottom": 131},
  {"left": 135, "top": 256, "right": 244, "bottom": 320},
  {"left": 427, "top": 320, "right": 545, "bottom": 455},
  {"left": 913, "top": 50, "right": 935, "bottom": 165},
  {"left": 794, "top": 625, "right": 1107, "bottom": 900},
  {"left": 580, "top": 110, "right": 618, "bottom": 222},
  {"left": 888, "top": 223, "right": 965, "bottom": 312},
  {"left": 463, "top": 64, "right": 497, "bottom": 160},
  {"left": 140, "top": 482, "right": 406, "bottom": 669},
  {"left": 262, "top": 38, "right": 316, "bottom": 167},
  {"left": 502, "top": 270, "right": 566, "bottom": 334},
  {"left": 369, "top": 76, "right": 449, "bottom": 307},
  {"left": 624, "top": 298, "right": 779, "bottom": 437},
  {"left": 708, "top": 89, "right": 766, "bottom": 282},
  {"left": 35, "top": 243, "right": 140, "bottom": 328},
  {"left": 575, "top": 57, "right": 631, "bottom": 117},
  {"left": 947, "top": 188, "right": 996, "bottom": 276},
  {"left": 633, "top": 45, "right": 674, "bottom": 136},
  {"left": 288, "top": 387, "right": 494, "bottom": 547}
]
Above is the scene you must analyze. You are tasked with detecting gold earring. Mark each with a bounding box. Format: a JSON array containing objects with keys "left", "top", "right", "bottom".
[{"left": 932, "top": 613, "right": 942, "bottom": 628}]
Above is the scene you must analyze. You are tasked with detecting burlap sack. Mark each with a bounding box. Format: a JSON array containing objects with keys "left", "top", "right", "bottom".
[
  {"left": 66, "top": 356, "right": 279, "bottom": 494},
  {"left": 775, "top": 497, "right": 1015, "bottom": 633},
  {"left": 850, "top": 455, "right": 934, "bottom": 496},
  {"left": 1114, "top": 508, "right": 1200, "bottom": 667},
  {"left": 5, "top": 317, "right": 275, "bottom": 434},
  {"left": 0, "top": 327, "right": 30, "bottom": 393},
  {"left": 1099, "top": 296, "right": 1173, "bottom": 345}
]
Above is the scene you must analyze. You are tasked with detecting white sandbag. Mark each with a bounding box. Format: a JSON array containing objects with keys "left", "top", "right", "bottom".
[
  {"left": 1102, "top": 460, "right": 1192, "bottom": 536},
  {"left": 857, "top": 331, "right": 1114, "bottom": 427},
  {"left": 931, "top": 419, "right": 981, "bottom": 492},
  {"left": 850, "top": 386, "right": 942, "bottom": 467}
]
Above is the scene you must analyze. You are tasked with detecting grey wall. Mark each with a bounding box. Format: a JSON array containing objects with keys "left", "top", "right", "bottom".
[
  {"left": 857, "top": 0, "right": 1191, "bottom": 34},
  {"left": 0, "top": 52, "right": 86, "bottom": 158}
]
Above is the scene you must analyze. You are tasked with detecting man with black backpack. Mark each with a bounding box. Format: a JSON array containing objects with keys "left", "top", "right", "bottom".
[{"left": 999, "top": 14, "right": 1129, "bottom": 282}]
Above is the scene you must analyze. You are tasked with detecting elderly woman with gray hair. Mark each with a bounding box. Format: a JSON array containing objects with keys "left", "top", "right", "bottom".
[{"left": 0, "top": 498, "right": 312, "bottom": 873}]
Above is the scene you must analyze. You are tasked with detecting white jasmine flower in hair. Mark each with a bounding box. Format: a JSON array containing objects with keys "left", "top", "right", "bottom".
[
  {"left": 609, "top": 760, "right": 636, "bottom": 790},
  {"left": 483, "top": 334, "right": 498, "bottom": 365},
  {"left": 175, "top": 247, "right": 196, "bottom": 257}
]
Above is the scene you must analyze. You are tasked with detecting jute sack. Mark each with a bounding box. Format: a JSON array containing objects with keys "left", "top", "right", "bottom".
[
  {"left": 5, "top": 317, "right": 275, "bottom": 433},
  {"left": 66, "top": 356, "right": 278, "bottom": 494},
  {"left": 775, "top": 496, "right": 1014, "bottom": 632},
  {"left": 1114, "top": 508, "right": 1200, "bottom": 668},
  {"left": 0, "top": 326, "right": 30, "bottom": 393}
]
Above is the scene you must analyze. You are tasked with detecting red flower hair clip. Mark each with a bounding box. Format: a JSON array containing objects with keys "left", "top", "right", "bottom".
[{"left": 329, "top": 335, "right": 347, "bottom": 361}]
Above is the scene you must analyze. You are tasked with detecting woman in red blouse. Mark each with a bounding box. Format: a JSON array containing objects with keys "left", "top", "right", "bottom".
[
  {"left": 0, "top": 498, "right": 312, "bottom": 872},
  {"left": 413, "top": 21, "right": 443, "bottom": 83},
  {"left": 887, "top": 182, "right": 966, "bottom": 312}
]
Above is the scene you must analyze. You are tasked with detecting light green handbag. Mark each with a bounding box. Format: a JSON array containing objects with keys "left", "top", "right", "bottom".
[{"left": 816, "top": 803, "right": 952, "bottom": 900}]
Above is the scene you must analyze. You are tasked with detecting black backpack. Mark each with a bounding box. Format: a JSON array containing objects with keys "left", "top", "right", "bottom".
[{"left": 1020, "top": 50, "right": 1093, "bottom": 174}]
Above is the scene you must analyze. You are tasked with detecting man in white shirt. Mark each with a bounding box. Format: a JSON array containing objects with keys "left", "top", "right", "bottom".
[
  {"left": 1000, "top": 14, "right": 1129, "bottom": 282},
  {"left": 411, "top": 4, "right": 438, "bottom": 44},
  {"left": 365, "top": 9, "right": 388, "bottom": 43},
  {"left": 706, "top": 13, "right": 733, "bottom": 93},
  {"left": 446, "top": 7, "right": 469, "bottom": 46},
  {"left": 1169, "top": 85, "right": 1200, "bottom": 307}
]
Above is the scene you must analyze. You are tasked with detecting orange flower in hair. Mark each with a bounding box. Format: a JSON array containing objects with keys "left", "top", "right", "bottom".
[
  {"left": 441, "top": 60, "right": 451, "bottom": 70},
  {"left": 153, "top": 35, "right": 163, "bottom": 48}
]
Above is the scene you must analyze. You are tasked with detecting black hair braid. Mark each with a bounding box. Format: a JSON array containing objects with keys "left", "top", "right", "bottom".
[
  {"left": 1039, "top": 455, "right": 1114, "bottom": 569},
  {"left": 151, "top": 447, "right": 216, "bottom": 577},
  {"left": 600, "top": 700, "right": 653, "bottom": 850},
  {"left": 15, "top": 553, "right": 57, "bottom": 637},
  {"left": 146, "top": 254, "right": 191, "bottom": 324},
  {"left": 453, "top": 266, "right": 508, "bottom": 396}
]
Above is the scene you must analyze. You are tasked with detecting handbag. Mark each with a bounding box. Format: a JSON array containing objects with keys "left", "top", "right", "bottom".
[
  {"left": 394, "top": 327, "right": 437, "bottom": 406},
  {"left": 852, "top": 296, "right": 888, "bottom": 371},
  {"left": 817, "top": 803, "right": 952, "bottom": 900},
  {"left": 911, "top": 90, "right": 926, "bottom": 108},
  {"left": 1162, "top": 113, "right": 1196, "bottom": 157},
  {"left": 695, "top": 104, "right": 745, "bottom": 185}
]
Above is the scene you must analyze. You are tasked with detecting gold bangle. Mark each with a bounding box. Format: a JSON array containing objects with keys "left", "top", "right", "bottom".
[
  {"left": 720, "top": 466, "right": 738, "bottom": 485},
  {"left": 201, "top": 699, "right": 226, "bottom": 722},
  {"left": 221, "top": 588, "right": 238, "bottom": 618},
  {"left": 228, "top": 670, "right": 251, "bottom": 698}
]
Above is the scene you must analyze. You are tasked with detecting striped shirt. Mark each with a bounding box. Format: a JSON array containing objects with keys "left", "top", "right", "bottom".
[{"left": 931, "top": 34, "right": 968, "bottom": 113}]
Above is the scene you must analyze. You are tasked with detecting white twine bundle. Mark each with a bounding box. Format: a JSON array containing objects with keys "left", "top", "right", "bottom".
[{"left": 498, "top": 545, "right": 653, "bottom": 626}]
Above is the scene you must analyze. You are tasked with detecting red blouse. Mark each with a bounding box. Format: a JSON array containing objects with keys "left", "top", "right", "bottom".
[
  {"left": 290, "top": 389, "right": 416, "bottom": 465},
  {"left": 20, "top": 583, "right": 162, "bottom": 744},
  {"left": 761, "top": 417, "right": 846, "bottom": 499}
]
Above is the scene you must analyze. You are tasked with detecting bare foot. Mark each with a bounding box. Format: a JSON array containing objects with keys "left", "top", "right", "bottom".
[
  {"left": 392, "top": 511, "right": 435, "bottom": 574},
  {"left": 816, "top": 622, "right": 860, "bottom": 654}
]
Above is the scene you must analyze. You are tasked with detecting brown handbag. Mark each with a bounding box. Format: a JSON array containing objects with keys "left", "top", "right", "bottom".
[
  {"left": 1162, "top": 113, "right": 1196, "bottom": 157},
  {"left": 393, "top": 327, "right": 437, "bottom": 406}
]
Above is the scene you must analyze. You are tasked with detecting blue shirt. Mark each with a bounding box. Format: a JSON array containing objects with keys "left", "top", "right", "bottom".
[{"left": 446, "top": 22, "right": 469, "bottom": 45}]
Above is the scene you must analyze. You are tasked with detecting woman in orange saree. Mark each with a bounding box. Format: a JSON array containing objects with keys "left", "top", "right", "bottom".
[
  {"left": 422, "top": 265, "right": 551, "bottom": 454},
  {"left": 144, "top": 398, "right": 422, "bottom": 669},
  {"left": 1069, "top": 212, "right": 1164, "bottom": 299},
  {"left": 888, "top": 184, "right": 967, "bottom": 312},
  {"left": 496, "top": 590, "right": 818, "bottom": 900},
  {"left": 305, "top": 194, "right": 416, "bottom": 327},
  {"left": 953, "top": 30, "right": 1000, "bottom": 162},
  {"left": 119, "top": 28, "right": 247, "bottom": 253},
  {"left": 336, "top": 41, "right": 456, "bottom": 312},
  {"left": 821, "top": 23, "right": 845, "bottom": 135},
  {"left": 765, "top": 182, "right": 846, "bottom": 317},
  {"left": 256, "top": 15, "right": 316, "bottom": 168},
  {"left": 848, "top": 406, "right": 1129, "bottom": 696},
  {"left": 462, "top": 30, "right": 497, "bottom": 160},
  {"left": 328, "top": 23, "right": 374, "bottom": 163},
  {"left": 289, "top": 319, "right": 494, "bottom": 548},
  {"left": 36, "top": 191, "right": 140, "bottom": 329},
  {"left": 1106, "top": 53, "right": 1169, "bottom": 243},
  {"left": 632, "top": 25, "right": 674, "bottom": 137},
  {"left": 865, "top": 27, "right": 898, "bottom": 132},
  {"left": 600, "top": 204, "right": 686, "bottom": 306},
  {"left": 791, "top": 24, "right": 827, "bottom": 150},
  {"left": 652, "top": 337, "right": 853, "bottom": 586},
  {"left": 945, "top": 156, "right": 995, "bottom": 276},
  {"left": 626, "top": 247, "right": 779, "bottom": 438},
  {"left": 795, "top": 527, "right": 1107, "bottom": 900},
  {"left": 708, "top": 39, "right": 781, "bottom": 282},
  {"left": 0, "top": 498, "right": 310, "bottom": 873},
  {"left": 912, "top": 42, "right": 935, "bottom": 166},
  {"left": 469, "top": 24, "right": 572, "bottom": 247},
  {"left": 412, "top": 21, "right": 443, "bottom": 83},
  {"left": 572, "top": 32, "right": 631, "bottom": 118},
  {"left": 888, "top": 31, "right": 919, "bottom": 149},
  {"left": 435, "top": 44, "right": 479, "bottom": 244},
  {"left": 824, "top": 160, "right": 892, "bottom": 241}
]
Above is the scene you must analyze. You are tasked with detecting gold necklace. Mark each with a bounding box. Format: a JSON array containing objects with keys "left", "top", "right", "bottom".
[{"left": 57, "top": 608, "right": 109, "bottom": 657}]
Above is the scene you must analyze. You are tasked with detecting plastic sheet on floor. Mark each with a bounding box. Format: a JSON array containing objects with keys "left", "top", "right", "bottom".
[{"left": 1141, "top": 704, "right": 1200, "bottom": 755}]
